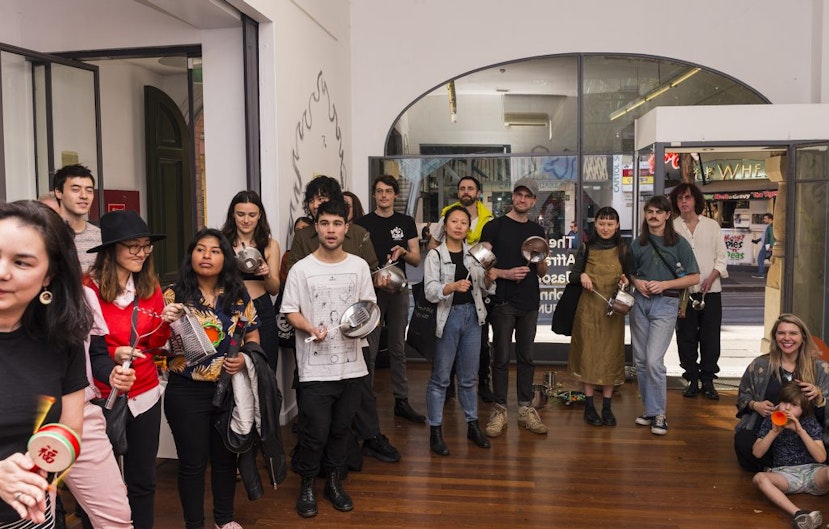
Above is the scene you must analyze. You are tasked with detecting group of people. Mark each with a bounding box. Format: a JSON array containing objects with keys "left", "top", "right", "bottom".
[
  {"left": 1, "top": 164, "right": 286, "bottom": 529},
  {"left": 566, "top": 183, "right": 726, "bottom": 435},
  {"left": 4, "top": 161, "right": 826, "bottom": 528}
]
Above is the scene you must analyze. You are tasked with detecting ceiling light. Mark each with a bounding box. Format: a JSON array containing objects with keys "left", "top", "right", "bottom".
[{"left": 609, "top": 67, "right": 702, "bottom": 121}]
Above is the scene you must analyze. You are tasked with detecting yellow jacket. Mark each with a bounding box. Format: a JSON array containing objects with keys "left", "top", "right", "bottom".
[{"left": 439, "top": 200, "right": 494, "bottom": 244}]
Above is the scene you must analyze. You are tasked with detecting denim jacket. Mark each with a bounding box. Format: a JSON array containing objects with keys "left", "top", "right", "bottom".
[{"left": 424, "top": 241, "right": 494, "bottom": 338}]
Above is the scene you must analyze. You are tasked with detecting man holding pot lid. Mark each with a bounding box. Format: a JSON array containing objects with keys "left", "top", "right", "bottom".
[
  {"left": 480, "top": 177, "right": 549, "bottom": 438},
  {"left": 670, "top": 183, "right": 728, "bottom": 401},
  {"left": 355, "top": 175, "right": 426, "bottom": 425}
]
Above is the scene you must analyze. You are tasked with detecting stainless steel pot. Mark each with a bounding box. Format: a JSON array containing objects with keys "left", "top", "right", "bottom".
[
  {"left": 530, "top": 384, "right": 549, "bottom": 409},
  {"left": 521, "top": 236, "right": 549, "bottom": 264},
  {"left": 373, "top": 262, "right": 408, "bottom": 293},
  {"left": 467, "top": 243, "right": 497, "bottom": 270},
  {"left": 608, "top": 289, "right": 635, "bottom": 316},
  {"left": 236, "top": 247, "right": 263, "bottom": 274}
]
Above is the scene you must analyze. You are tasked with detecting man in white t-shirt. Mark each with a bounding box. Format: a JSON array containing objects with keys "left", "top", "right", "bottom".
[
  {"left": 53, "top": 164, "right": 102, "bottom": 273},
  {"left": 281, "top": 199, "right": 376, "bottom": 518}
]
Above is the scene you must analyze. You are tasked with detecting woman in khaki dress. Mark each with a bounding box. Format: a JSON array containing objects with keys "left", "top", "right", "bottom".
[{"left": 569, "top": 207, "right": 631, "bottom": 426}]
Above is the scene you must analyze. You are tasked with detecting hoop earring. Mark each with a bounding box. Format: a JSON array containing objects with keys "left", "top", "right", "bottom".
[{"left": 39, "top": 287, "right": 53, "bottom": 305}]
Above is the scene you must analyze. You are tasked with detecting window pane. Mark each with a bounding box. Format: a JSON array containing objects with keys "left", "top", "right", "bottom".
[
  {"left": 582, "top": 55, "right": 767, "bottom": 153},
  {"left": 394, "top": 56, "right": 578, "bottom": 156}
]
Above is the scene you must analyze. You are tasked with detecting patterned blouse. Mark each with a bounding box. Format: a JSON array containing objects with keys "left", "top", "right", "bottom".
[{"left": 163, "top": 287, "right": 259, "bottom": 382}]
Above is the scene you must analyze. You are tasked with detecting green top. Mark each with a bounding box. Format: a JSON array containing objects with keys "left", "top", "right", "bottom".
[{"left": 629, "top": 234, "right": 699, "bottom": 281}]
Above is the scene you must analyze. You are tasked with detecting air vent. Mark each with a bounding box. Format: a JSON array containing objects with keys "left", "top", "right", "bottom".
[{"left": 503, "top": 112, "right": 549, "bottom": 127}]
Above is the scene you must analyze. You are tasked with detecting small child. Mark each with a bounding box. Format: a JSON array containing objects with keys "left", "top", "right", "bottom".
[{"left": 752, "top": 382, "right": 829, "bottom": 529}]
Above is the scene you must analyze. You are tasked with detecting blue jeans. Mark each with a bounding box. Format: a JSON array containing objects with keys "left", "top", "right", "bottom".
[
  {"left": 630, "top": 292, "right": 679, "bottom": 417},
  {"left": 490, "top": 302, "right": 538, "bottom": 407},
  {"left": 757, "top": 248, "right": 769, "bottom": 276},
  {"left": 427, "top": 304, "right": 481, "bottom": 425}
]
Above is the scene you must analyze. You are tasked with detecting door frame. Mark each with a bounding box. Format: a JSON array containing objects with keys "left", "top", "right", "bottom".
[{"left": 0, "top": 42, "right": 103, "bottom": 209}]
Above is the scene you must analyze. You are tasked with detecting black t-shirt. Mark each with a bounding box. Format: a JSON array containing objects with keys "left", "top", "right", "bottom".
[
  {"left": 0, "top": 329, "right": 87, "bottom": 523},
  {"left": 355, "top": 211, "right": 418, "bottom": 277},
  {"left": 480, "top": 215, "right": 546, "bottom": 311},
  {"left": 450, "top": 250, "right": 474, "bottom": 306}
]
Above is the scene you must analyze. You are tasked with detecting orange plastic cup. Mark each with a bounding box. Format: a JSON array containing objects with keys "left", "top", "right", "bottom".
[{"left": 771, "top": 411, "right": 788, "bottom": 427}]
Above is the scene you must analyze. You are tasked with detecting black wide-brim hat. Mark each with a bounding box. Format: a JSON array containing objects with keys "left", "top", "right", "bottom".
[{"left": 87, "top": 210, "right": 166, "bottom": 253}]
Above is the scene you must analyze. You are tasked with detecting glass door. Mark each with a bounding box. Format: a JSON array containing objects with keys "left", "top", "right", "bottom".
[{"left": 1, "top": 43, "right": 101, "bottom": 208}]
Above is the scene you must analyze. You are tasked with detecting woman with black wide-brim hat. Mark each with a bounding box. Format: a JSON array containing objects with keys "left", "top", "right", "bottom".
[{"left": 85, "top": 210, "right": 180, "bottom": 529}]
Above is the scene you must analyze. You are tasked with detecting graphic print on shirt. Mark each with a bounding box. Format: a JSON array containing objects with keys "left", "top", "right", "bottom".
[
  {"left": 308, "top": 271, "right": 360, "bottom": 365},
  {"left": 390, "top": 226, "right": 404, "bottom": 242}
]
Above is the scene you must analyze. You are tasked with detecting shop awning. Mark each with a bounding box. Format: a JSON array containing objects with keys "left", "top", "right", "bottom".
[{"left": 698, "top": 179, "right": 778, "bottom": 200}]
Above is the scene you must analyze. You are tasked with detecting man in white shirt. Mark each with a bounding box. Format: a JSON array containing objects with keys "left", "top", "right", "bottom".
[
  {"left": 53, "top": 164, "right": 102, "bottom": 273},
  {"left": 670, "top": 183, "right": 729, "bottom": 401},
  {"left": 281, "top": 199, "right": 376, "bottom": 518}
]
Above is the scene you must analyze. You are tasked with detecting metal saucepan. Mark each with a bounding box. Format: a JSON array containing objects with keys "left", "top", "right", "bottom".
[
  {"left": 236, "top": 247, "right": 264, "bottom": 274},
  {"left": 467, "top": 243, "right": 497, "bottom": 270},
  {"left": 591, "top": 288, "right": 635, "bottom": 317},
  {"left": 530, "top": 384, "right": 549, "bottom": 409},
  {"left": 372, "top": 261, "right": 408, "bottom": 293},
  {"left": 521, "top": 236, "right": 549, "bottom": 264}
]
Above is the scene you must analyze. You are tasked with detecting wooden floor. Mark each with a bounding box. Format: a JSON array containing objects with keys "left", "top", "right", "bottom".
[{"left": 76, "top": 363, "right": 825, "bottom": 528}]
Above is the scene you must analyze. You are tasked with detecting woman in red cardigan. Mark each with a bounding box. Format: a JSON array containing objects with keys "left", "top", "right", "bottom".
[{"left": 85, "top": 211, "right": 177, "bottom": 529}]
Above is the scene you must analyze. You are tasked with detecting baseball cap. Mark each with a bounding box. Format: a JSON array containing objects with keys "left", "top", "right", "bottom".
[{"left": 513, "top": 177, "right": 539, "bottom": 197}]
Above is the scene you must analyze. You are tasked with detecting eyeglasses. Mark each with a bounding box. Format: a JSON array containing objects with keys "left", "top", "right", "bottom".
[{"left": 119, "top": 243, "right": 154, "bottom": 255}]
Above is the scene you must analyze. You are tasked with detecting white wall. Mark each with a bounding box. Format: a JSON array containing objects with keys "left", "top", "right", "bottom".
[
  {"left": 244, "top": 0, "right": 353, "bottom": 248},
  {"left": 349, "top": 0, "right": 824, "bottom": 196},
  {"left": 201, "top": 27, "right": 247, "bottom": 228}
]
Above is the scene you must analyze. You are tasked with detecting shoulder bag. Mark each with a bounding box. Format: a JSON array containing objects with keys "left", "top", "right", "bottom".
[{"left": 551, "top": 243, "right": 589, "bottom": 336}]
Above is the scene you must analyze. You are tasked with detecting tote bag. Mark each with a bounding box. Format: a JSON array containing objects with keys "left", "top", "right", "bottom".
[
  {"left": 551, "top": 282, "right": 582, "bottom": 336},
  {"left": 406, "top": 281, "right": 437, "bottom": 362}
]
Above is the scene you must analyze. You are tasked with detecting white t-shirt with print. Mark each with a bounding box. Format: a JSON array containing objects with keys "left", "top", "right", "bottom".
[{"left": 280, "top": 253, "right": 375, "bottom": 382}]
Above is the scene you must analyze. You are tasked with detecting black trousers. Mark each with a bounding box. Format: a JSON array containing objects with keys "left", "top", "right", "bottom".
[
  {"left": 351, "top": 345, "right": 382, "bottom": 440},
  {"left": 295, "top": 377, "right": 364, "bottom": 477},
  {"left": 676, "top": 292, "right": 722, "bottom": 382},
  {"left": 252, "top": 294, "right": 278, "bottom": 372},
  {"left": 124, "top": 398, "right": 161, "bottom": 529},
  {"left": 164, "top": 375, "right": 238, "bottom": 529}
]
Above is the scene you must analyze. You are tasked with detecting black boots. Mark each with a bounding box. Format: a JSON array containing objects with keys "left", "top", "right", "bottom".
[
  {"left": 683, "top": 379, "right": 700, "bottom": 397},
  {"left": 583, "top": 403, "right": 603, "bottom": 426},
  {"left": 323, "top": 470, "right": 354, "bottom": 512},
  {"left": 702, "top": 380, "right": 720, "bottom": 400},
  {"left": 395, "top": 398, "right": 426, "bottom": 423},
  {"left": 467, "top": 420, "right": 490, "bottom": 449},
  {"left": 430, "top": 425, "right": 450, "bottom": 456},
  {"left": 296, "top": 475, "right": 317, "bottom": 518}
]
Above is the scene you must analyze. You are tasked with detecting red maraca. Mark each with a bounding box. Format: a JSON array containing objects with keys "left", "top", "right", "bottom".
[{"left": 27, "top": 423, "right": 81, "bottom": 473}]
